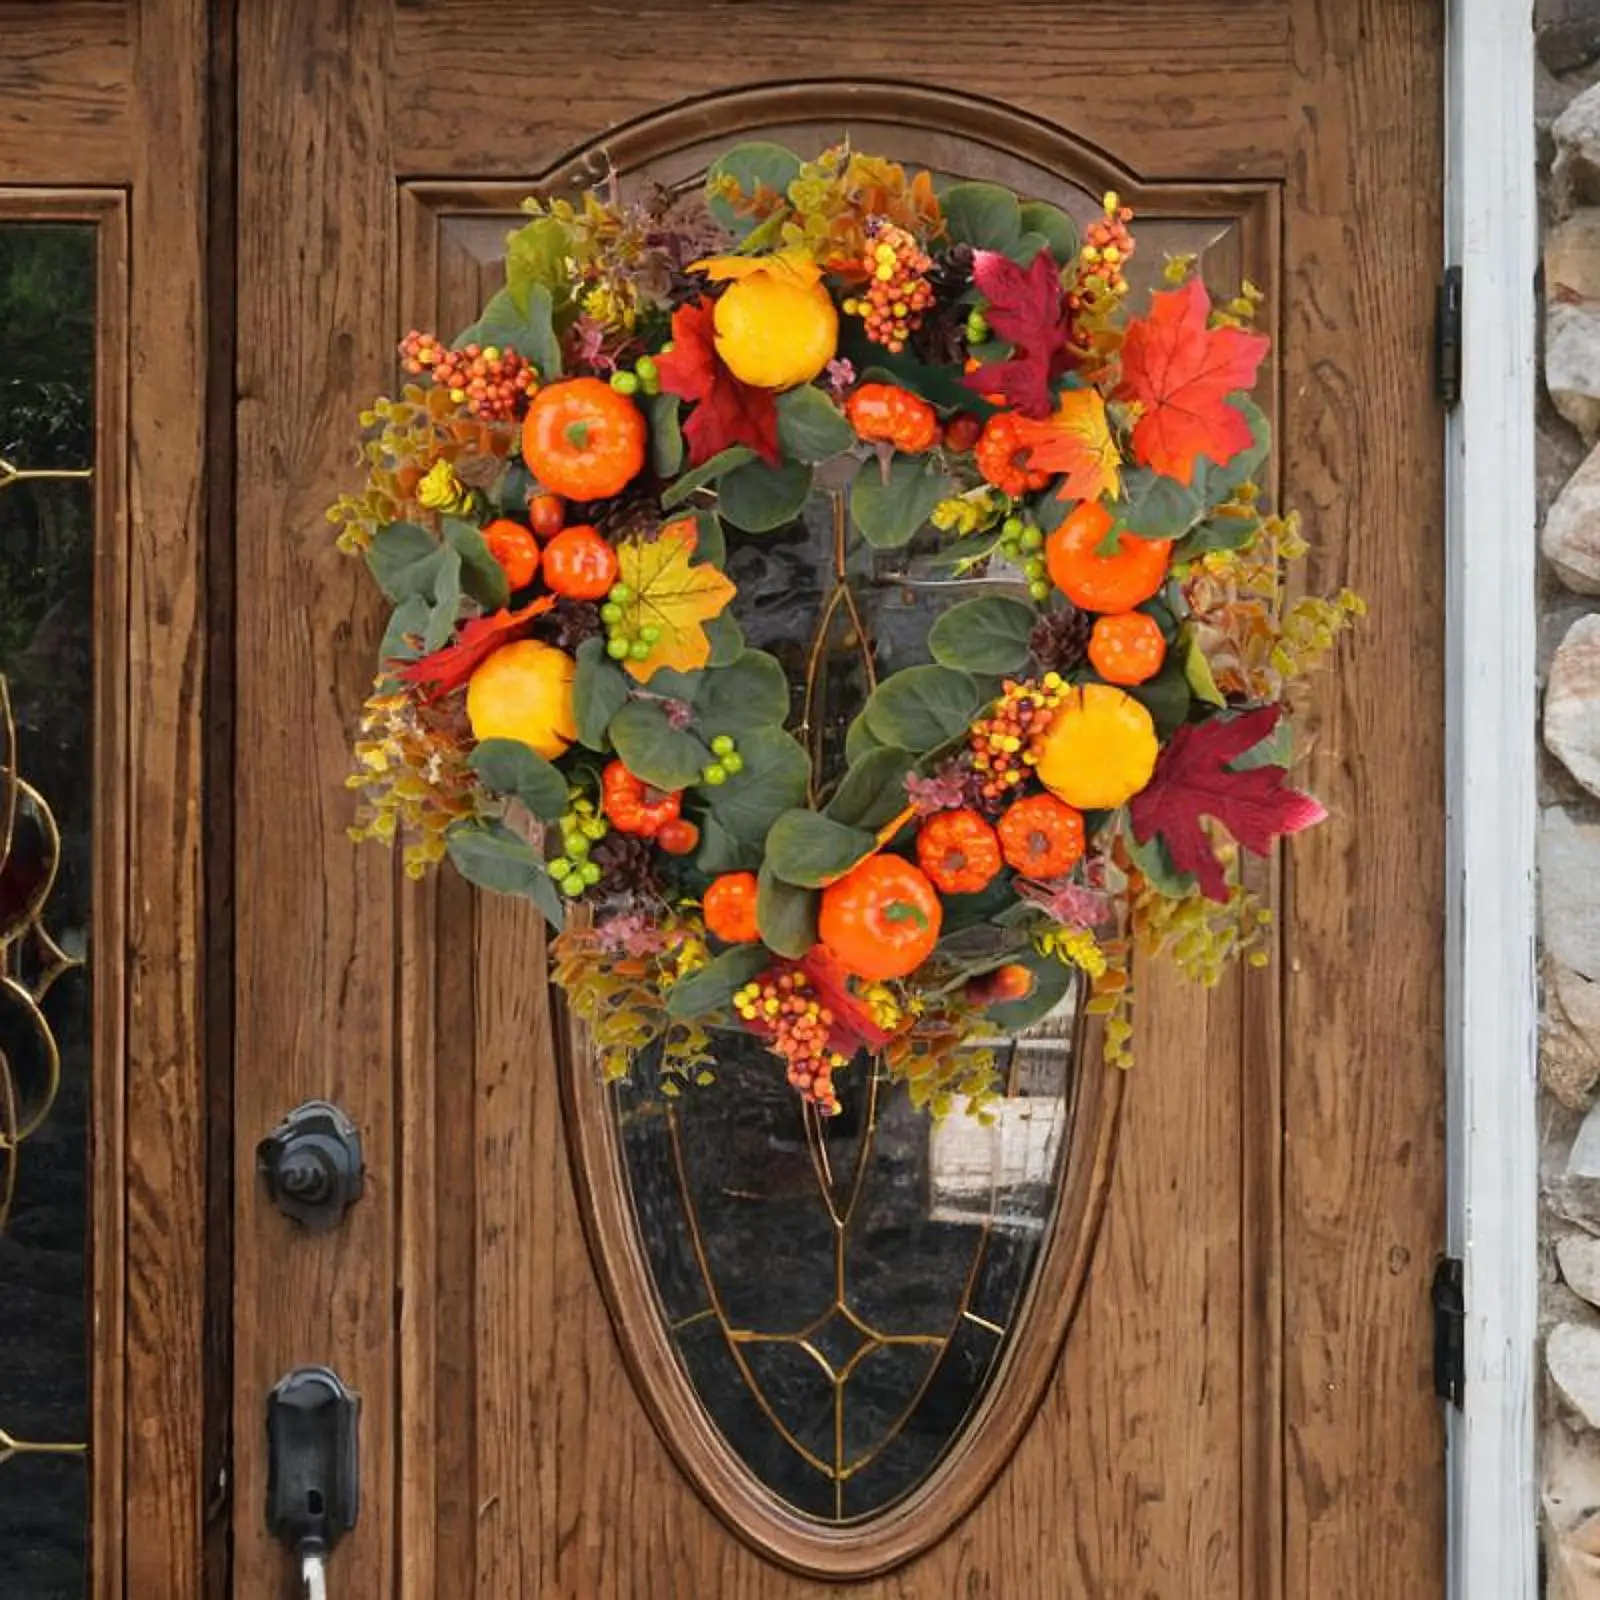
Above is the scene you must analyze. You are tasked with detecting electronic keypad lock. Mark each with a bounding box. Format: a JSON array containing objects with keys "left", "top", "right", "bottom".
[{"left": 266, "top": 1366, "right": 359, "bottom": 1597}]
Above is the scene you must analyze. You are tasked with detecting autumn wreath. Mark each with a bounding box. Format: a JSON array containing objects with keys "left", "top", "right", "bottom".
[{"left": 331, "top": 143, "right": 1360, "bottom": 1116}]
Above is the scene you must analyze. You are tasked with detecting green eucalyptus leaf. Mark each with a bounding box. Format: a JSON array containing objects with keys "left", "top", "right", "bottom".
[
  {"left": 757, "top": 864, "right": 819, "bottom": 958},
  {"left": 1111, "top": 468, "right": 1206, "bottom": 541},
  {"left": 422, "top": 548, "right": 463, "bottom": 652},
  {"left": 928, "top": 595, "right": 1037, "bottom": 675},
  {"left": 572, "top": 636, "right": 630, "bottom": 751},
  {"left": 665, "top": 944, "right": 772, "bottom": 1019},
  {"left": 704, "top": 612, "right": 745, "bottom": 667},
  {"left": 456, "top": 284, "right": 561, "bottom": 379},
  {"left": 367, "top": 522, "right": 446, "bottom": 601},
  {"left": 1122, "top": 826, "right": 1197, "bottom": 896},
  {"left": 985, "top": 950, "right": 1078, "bottom": 1032},
  {"left": 850, "top": 454, "right": 951, "bottom": 549},
  {"left": 694, "top": 812, "right": 757, "bottom": 875},
  {"left": 689, "top": 507, "right": 727, "bottom": 569},
  {"left": 766, "top": 809, "right": 877, "bottom": 888},
  {"left": 941, "top": 181, "right": 1024, "bottom": 253},
  {"left": 826, "top": 747, "right": 914, "bottom": 830},
  {"left": 1017, "top": 201, "right": 1079, "bottom": 262},
  {"left": 706, "top": 142, "right": 803, "bottom": 235},
  {"left": 693, "top": 649, "right": 790, "bottom": 733},
  {"left": 1172, "top": 509, "right": 1263, "bottom": 561},
  {"left": 1178, "top": 627, "right": 1226, "bottom": 708},
  {"left": 379, "top": 596, "right": 430, "bottom": 666},
  {"left": 468, "top": 738, "right": 569, "bottom": 821},
  {"left": 1123, "top": 658, "right": 1194, "bottom": 740},
  {"left": 1228, "top": 715, "right": 1295, "bottom": 772},
  {"left": 718, "top": 457, "right": 813, "bottom": 533},
  {"left": 661, "top": 446, "right": 759, "bottom": 510},
  {"left": 608, "top": 700, "right": 710, "bottom": 790},
  {"left": 1191, "top": 399, "right": 1271, "bottom": 505},
  {"left": 446, "top": 821, "right": 562, "bottom": 925},
  {"left": 647, "top": 392, "right": 685, "bottom": 478},
  {"left": 844, "top": 710, "right": 886, "bottom": 764},
  {"left": 703, "top": 726, "right": 810, "bottom": 847},
  {"left": 862, "top": 665, "right": 981, "bottom": 754},
  {"left": 776, "top": 385, "right": 855, "bottom": 461},
  {"left": 441, "top": 516, "right": 510, "bottom": 609}
]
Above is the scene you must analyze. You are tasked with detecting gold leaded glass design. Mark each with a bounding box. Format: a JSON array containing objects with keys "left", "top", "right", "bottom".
[{"left": 0, "top": 220, "right": 95, "bottom": 1594}]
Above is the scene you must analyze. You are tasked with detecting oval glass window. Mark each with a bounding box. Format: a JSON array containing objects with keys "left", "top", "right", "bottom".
[{"left": 534, "top": 82, "right": 1274, "bottom": 1573}]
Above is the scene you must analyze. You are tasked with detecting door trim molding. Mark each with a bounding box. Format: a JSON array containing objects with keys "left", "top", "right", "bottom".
[{"left": 1443, "top": 4, "right": 1539, "bottom": 1596}]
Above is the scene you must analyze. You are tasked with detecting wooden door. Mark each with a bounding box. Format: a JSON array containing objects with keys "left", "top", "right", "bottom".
[{"left": 230, "top": 3, "right": 1447, "bottom": 1597}]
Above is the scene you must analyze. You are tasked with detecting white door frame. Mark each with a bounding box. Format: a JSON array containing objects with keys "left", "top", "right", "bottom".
[{"left": 1443, "top": 1, "right": 1539, "bottom": 1595}]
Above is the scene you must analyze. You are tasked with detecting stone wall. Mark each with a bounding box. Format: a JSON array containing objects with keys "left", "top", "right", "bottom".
[{"left": 1541, "top": 6, "right": 1600, "bottom": 1596}]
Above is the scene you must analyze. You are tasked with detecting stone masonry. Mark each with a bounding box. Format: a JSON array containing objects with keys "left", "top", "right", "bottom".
[{"left": 1541, "top": 6, "right": 1600, "bottom": 1596}]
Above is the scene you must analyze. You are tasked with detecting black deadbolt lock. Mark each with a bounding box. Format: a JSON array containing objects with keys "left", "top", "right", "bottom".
[
  {"left": 266, "top": 1365, "right": 359, "bottom": 1570},
  {"left": 257, "top": 1100, "right": 364, "bottom": 1231}
]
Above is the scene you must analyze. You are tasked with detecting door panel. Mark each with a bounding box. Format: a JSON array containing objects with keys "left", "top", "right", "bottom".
[{"left": 233, "top": 3, "right": 1445, "bottom": 1596}]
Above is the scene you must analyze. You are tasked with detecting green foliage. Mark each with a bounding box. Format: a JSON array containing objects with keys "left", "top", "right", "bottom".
[
  {"left": 766, "top": 809, "right": 877, "bottom": 887},
  {"left": 446, "top": 821, "right": 564, "bottom": 926},
  {"left": 928, "top": 595, "right": 1036, "bottom": 675},
  {"left": 850, "top": 454, "right": 952, "bottom": 548},
  {"left": 775, "top": 385, "right": 854, "bottom": 462},
  {"left": 718, "top": 457, "right": 813, "bottom": 532},
  {"left": 468, "top": 738, "right": 568, "bottom": 821},
  {"left": 572, "top": 637, "right": 630, "bottom": 750},
  {"left": 661, "top": 446, "right": 758, "bottom": 509},
  {"left": 757, "top": 864, "right": 818, "bottom": 958},
  {"left": 701, "top": 726, "right": 811, "bottom": 853},
  {"left": 706, "top": 142, "right": 803, "bottom": 235},
  {"left": 665, "top": 945, "right": 771, "bottom": 1019},
  {"left": 862, "top": 665, "right": 982, "bottom": 754},
  {"left": 441, "top": 516, "right": 510, "bottom": 609},
  {"left": 826, "top": 747, "right": 914, "bottom": 830},
  {"left": 608, "top": 700, "right": 711, "bottom": 790}
]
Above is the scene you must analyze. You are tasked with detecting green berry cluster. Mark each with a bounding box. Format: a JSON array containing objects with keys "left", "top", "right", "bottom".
[
  {"left": 608, "top": 354, "right": 661, "bottom": 398},
  {"left": 999, "top": 514, "right": 1050, "bottom": 601},
  {"left": 600, "top": 581, "right": 662, "bottom": 665},
  {"left": 547, "top": 793, "right": 610, "bottom": 897},
  {"left": 699, "top": 732, "right": 745, "bottom": 787},
  {"left": 965, "top": 308, "right": 990, "bottom": 344}
]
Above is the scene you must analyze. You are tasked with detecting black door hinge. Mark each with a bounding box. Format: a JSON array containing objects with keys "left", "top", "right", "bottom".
[
  {"left": 1436, "top": 266, "right": 1462, "bottom": 409},
  {"left": 1433, "top": 1255, "right": 1465, "bottom": 1407}
]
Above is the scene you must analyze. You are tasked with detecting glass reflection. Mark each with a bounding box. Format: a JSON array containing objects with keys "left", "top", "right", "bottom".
[
  {"left": 615, "top": 1005, "right": 1076, "bottom": 1523},
  {"left": 0, "top": 221, "right": 96, "bottom": 1597}
]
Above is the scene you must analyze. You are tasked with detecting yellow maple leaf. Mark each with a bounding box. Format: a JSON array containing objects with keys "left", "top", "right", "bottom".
[
  {"left": 614, "top": 517, "right": 737, "bottom": 683},
  {"left": 1011, "top": 388, "right": 1122, "bottom": 503},
  {"left": 689, "top": 249, "right": 825, "bottom": 289}
]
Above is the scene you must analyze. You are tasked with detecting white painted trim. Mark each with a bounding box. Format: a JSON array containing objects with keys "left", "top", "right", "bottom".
[{"left": 1443, "top": 3, "right": 1540, "bottom": 1597}]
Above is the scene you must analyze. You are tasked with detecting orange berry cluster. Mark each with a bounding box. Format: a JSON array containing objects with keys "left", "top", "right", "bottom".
[
  {"left": 1066, "top": 192, "right": 1136, "bottom": 318},
  {"left": 398, "top": 330, "right": 538, "bottom": 421},
  {"left": 969, "top": 673, "right": 1068, "bottom": 802},
  {"left": 841, "top": 221, "right": 935, "bottom": 354},
  {"left": 734, "top": 971, "right": 848, "bottom": 1115}
]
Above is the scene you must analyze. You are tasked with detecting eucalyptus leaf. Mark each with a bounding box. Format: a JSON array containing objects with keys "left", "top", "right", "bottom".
[
  {"left": 379, "top": 596, "right": 430, "bottom": 666},
  {"left": 441, "top": 516, "right": 510, "bottom": 609},
  {"left": 1124, "top": 658, "right": 1194, "bottom": 740},
  {"left": 706, "top": 141, "right": 802, "bottom": 235},
  {"left": 986, "top": 950, "right": 1078, "bottom": 1033},
  {"left": 422, "top": 548, "right": 463, "bottom": 651},
  {"left": 694, "top": 812, "right": 757, "bottom": 875},
  {"left": 690, "top": 506, "right": 727, "bottom": 569},
  {"left": 456, "top": 284, "right": 562, "bottom": 379},
  {"left": 367, "top": 522, "right": 447, "bottom": 602},
  {"left": 1191, "top": 399, "right": 1271, "bottom": 505},
  {"left": 1172, "top": 509, "right": 1263, "bottom": 562},
  {"left": 660, "top": 446, "right": 759, "bottom": 510},
  {"left": 1111, "top": 468, "right": 1206, "bottom": 541},
  {"left": 446, "top": 821, "right": 562, "bottom": 926},
  {"left": 647, "top": 392, "right": 684, "bottom": 478},
  {"left": 719, "top": 457, "right": 813, "bottom": 533},
  {"left": 704, "top": 612, "right": 745, "bottom": 667},
  {"left": 665, "top": 944, "right": 771, "bottom": 1019},
  {"left": 850, "top": 454, "right": 951, "bottom": 549},
  {"left": 703, "top": 726, "right": 810, "bottom": 847},
  {"left": 572, "top": 636, "right": 630, "bottom": 751},
  {"left": 844, "top": 710, "right": 885, "bottom": 764},
  {"left": 1017, "top": 201, "right": 1079, "bottom": 262},
  {"left": 862, "top": 665, "right": 981, "bottom": 754},
  {"left": 940, "top": 181, "right": 1024, "bottom": 253},
  {"left": 757, "top": 864, "right": 819, "bottom": 959},
  {"left": 1179, "top": 627, "right": 1226, "bottom": 708},
  {"left": 608, "top": 700, "right": 711, "bottom": 790},
  {"left": 928, "top": 595, "right": 1037, "bottom": 675},
  {"left": 1123, "top": 826, "right": 1196, "bottom": 896},
  {"left": 776, "top": 385, "right": 855, "bottom": 462},
  {"left": 826, "top": 747, "right": 914, "bottom": 830},
  {"left": 468, "top": 738, "right": 568, "bottom": 821},
  {"left": 766, "top": 810, "right": 877, "bottom": 888},
  {"left": 693, "top": 649, "right": 790, "bottom": 734}
]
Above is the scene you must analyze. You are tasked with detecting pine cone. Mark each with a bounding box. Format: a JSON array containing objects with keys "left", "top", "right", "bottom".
[
  {"left": 590, "top": 831, "right": 659, "bottom": 904},
  {"left": 1029, "top": 605, "right": 1093, "bottom": 675},
  {"left": 533, "top": 600, "right": 603, "bottom": 654},
  {"left": 913, "top": 241, "right": 978, "bottom": 369},
  {"left": 574, "top": 481, "right": 660, "bottom": 541}
]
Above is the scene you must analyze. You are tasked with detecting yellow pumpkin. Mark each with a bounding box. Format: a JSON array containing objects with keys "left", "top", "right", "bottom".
[{"left": 1034, "top": 683, "right": 1159, "bottom": 810}]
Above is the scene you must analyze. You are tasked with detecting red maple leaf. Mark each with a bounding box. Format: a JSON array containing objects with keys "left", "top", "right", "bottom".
[
  {"left": 1128, "top": 706, "right": 1327, "bottom": 902},
  {"left": 397, "top": 595, "right": 555, "bottom": 700},
  {"left": 654, "top": 297, "right": 780, "bottom": 467},
  {"left": 960, "top": 249, "right": 1066, "bottom": 419},
  {"left": 1117, "top": 278, "right": 1269, "bottom": 485}
]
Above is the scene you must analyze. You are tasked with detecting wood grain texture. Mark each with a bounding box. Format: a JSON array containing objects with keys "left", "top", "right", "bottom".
[
  {"left": 0, "top": 3, "right": 132, "bottom": 186},
  {"left": 232, "top": 3, "right": 399, "bottom": 1597},
  {"left": 390, "top": 0, "right": 1291, "bottom": 185},
  {"left": 121, "top": 0, "right": 211, "bottom": 1592},
  {"left": 1281, "top": 0, "right": 1448, "bottom": 1594}
]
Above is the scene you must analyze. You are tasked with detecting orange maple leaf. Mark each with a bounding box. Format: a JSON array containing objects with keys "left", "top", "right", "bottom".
[
  {"left": 613, "top": 516, "right": 736, "bottom": 683},
  {"left": 1118, "top": 278, "right": 1268, "bottom": 485},
  {"left": 1011, "top": 387, "right": 1121, "bottom": 503}
]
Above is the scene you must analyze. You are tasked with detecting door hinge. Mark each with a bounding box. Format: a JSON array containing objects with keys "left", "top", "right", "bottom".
[
  {"left": 1433, "top": 1255, "right": 1465, "bottom": 1407},
  {"left": 1436, "top": 266, "right": 1462, "bottom": 409}
]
